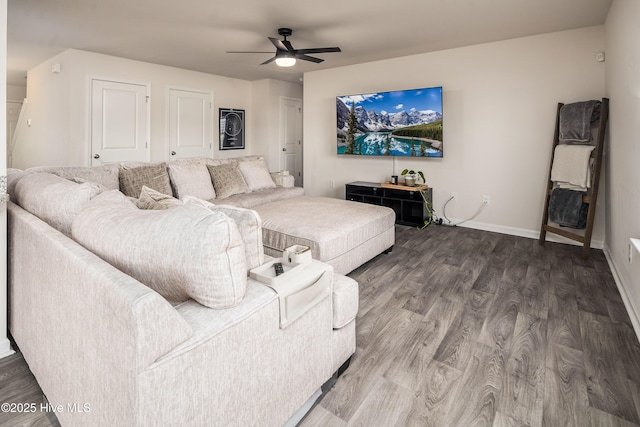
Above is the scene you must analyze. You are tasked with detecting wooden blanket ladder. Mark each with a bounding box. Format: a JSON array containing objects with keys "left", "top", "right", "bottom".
[{"left": 538, "top": 97, "right": 609, "bottom": 259}]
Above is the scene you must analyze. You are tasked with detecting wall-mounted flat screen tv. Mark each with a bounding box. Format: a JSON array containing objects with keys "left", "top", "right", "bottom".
[{"left": 337, "top": 86, "right": 443, "bottom": 157}]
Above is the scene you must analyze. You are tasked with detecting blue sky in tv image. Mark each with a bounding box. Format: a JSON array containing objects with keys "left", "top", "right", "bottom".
[
  {"left": 340, "top": 87, "right": 442, "bottom": 115},
  {"left": 336, "top": 86, "right": 443, "bottom": 157}
]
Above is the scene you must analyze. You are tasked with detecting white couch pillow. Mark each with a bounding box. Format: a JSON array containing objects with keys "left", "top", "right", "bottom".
[
  {"left": 14, "top": 173, "right": 102, "bottom": 237},
  {"left": 167, "top": 160, "right": 216, "bottom": 200},
  {"left": 183, "top": 196, "right": 264, "bottom": 270},
  {"left": 72, "top": 190, "right": 247, "bottom": 309},
  {"left": 237, "top": 158, "right": 276, "bottom": 191}
]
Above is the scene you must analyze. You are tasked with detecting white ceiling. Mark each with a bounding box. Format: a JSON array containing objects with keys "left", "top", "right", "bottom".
[{"left": 7, "top": 0, "right": 612, "bottom": 87}]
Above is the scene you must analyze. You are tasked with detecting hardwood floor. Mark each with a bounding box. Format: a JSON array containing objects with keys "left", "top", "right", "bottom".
[
  {"left": 301, "top": 225, "right": 640, "bottom": 427},
  {"left": 0, "top": 343, "right": 60, "bottom": 427},
  {"left": 2, "top": 225, "right": 639, "bottom": 426}
]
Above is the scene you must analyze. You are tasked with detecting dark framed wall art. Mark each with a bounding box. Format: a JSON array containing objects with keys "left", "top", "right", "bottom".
[{"left": 219, "top": 108, "right": 245, "bottom": 150}]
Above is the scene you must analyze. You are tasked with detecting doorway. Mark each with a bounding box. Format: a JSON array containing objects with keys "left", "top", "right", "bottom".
[{"left": 279, "top": 97, "right": 303, "bottom": 187}]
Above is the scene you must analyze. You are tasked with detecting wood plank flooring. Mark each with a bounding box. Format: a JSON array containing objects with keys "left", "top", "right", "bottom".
[
  {"left": 301, "top": 225, "right": 640, "bottom": 427},
  {"left": 1, "top": 225, "right": 639, "bottom": 426}
]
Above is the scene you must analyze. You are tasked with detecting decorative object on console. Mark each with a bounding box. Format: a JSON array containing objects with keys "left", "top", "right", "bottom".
[
  {"left": 400, "top": 168, "right": 425, "bottom": 187},
  {"left": 219, "top": 108, "right": 245, "bottom": 150},
  {"left": 337, "top": 86, "right": 443, "bottom": 157}
]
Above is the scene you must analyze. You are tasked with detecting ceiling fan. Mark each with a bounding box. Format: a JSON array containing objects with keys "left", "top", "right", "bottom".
[{"left": 226, "top": 28, "right": 341, "bottom": 67}]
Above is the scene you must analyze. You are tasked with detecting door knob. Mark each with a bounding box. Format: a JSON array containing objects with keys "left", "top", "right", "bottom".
[
  {"left": 171, "top": 151, "right": 176, "bottom": 156},
  {"left": 93, "top": 154, "right": 100, "bottom": 159},
  {"left": 282, "top": 148, "right": 287, "bottom": 151}
]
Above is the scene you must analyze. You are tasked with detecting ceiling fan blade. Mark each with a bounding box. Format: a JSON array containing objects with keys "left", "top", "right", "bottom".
[
  {"left": 226, "top": 51, "right": 274, "bottom": 54},
  {"left": 295, "top": 47, "right": 342, "bottom": 54},
  {"left": 268, "top": 37, "right": 288, "bottom": 52},
  {"left": 260, "top": 56, "right": 277, "bottom": 65},
  {"left": 295, "top": 54, "right": 324, "bottom": 63},
  {"left": 282, "top": 40, "right": 295, "bottom": 52}
]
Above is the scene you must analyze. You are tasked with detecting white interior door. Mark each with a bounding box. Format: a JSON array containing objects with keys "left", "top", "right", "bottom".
[
  {"left": 169, "top": 88, "right": 212, "bottom": 159},
  {"left": 280, "top": 97, "right": 303, "bottom": 187},
  {"left": 91, "top": 79, "right": 149, "bottom": 165}
]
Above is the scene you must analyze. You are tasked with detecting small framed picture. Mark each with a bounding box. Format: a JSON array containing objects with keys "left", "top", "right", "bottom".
[{"left": 219, "top": 108, "right": 245, "bottom": 150}]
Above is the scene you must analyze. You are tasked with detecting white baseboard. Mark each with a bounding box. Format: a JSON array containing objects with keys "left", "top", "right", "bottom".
[
  {"left": 603, "top": 246, "right": 640, "bottom": 343},
  {"left": 0, "top": 338, "right": 15, "bottom": 359},
  {"left": 445, "top": 218, "right": 604, "bottom": 249}
]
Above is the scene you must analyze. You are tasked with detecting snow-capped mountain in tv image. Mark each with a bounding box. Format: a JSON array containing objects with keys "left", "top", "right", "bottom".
[
  {"left": 336, "top": 98, "right": 442, "bottom": 133},
  {"left": 354, "top": 106, "right": 442, "bottom": 132}
]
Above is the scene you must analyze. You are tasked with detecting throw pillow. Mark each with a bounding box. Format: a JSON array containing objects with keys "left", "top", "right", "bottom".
[
  {"left": 183, "top": 196, "right": 264, "bottom": 270},
  {"left": 207, "top": 162, "right": 250, "bottom": 199},
  {"left": 167, "top": 160, "right": 216, "bottom": 200},
  {"left": 237, "top": 158, "right": 276, "bottom": 191},
  {"left": 14, "top": 173, "right": 102, "bottom": 237},
  {"left": 138, "top": 185, "right": 183, "bottom": 210},
  {"left": 119, "top": 163, "right": 172, "bottom": 198},
  {"left": 72, "top": 190, "right": 247, "bottom": 309}
]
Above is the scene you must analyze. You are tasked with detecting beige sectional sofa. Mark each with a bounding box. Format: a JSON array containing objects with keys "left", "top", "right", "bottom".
[{"left": 6, "top": 155, "right": 394, "bottom": 426}]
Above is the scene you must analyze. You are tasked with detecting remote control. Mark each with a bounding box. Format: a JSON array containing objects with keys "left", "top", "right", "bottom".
[{"left": 273, "top": 262, "right": 284, "bottom": 276}]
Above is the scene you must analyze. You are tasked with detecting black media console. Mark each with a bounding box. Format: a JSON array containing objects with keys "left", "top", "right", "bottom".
[{"left": 345, "top": 181, "right": 433, "bottom": 227}]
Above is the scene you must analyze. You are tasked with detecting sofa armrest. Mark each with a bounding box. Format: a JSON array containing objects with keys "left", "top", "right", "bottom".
[{"left": 270, "top": 172, "right": 295, "bottom": 188}]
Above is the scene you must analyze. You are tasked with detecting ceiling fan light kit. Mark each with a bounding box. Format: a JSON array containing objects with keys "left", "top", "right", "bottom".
[
  {"left": 227, "top": 27, "right": 341, "bottom": 67},
  {"left": 275, "top": 52, "right": 296, "bottom": 67}
]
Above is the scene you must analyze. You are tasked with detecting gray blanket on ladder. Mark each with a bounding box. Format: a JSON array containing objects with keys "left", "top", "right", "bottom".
[
  {"left": 559, "top": 100, "right": 601, "bottom": 143},
  {"left": 548, "top": 188, "right": 587, "bottom": 229}
]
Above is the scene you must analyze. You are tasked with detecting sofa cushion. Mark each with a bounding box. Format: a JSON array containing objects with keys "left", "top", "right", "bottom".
[
  {"left": 139, "top": 186, "right": 183, "bottom": 210},
  {"left": 119, "top": 163, "right": 172, "bottom": 198},
  {"left": 167, "top": 160, "right": 216, "bottom": 200},
  {"left": 237, "top": 158, "right": 276, "bottom": 191},
  {"left": 72, "top": 190, "right": 247, "bottom": 309},
  {"left": 211, "top": 186, "right": 305, "bottom": 208},
  {"left": 26, "top": 163, "right": 121, "bottom": 190},
  {"left": 207, "top": 162, "right": 249, "bottom": 199},
  {"left": 14, "top": 173, "right": 102, "bottom": 237},
  {"left": 183, "top": 196, "right": 264, "bottom": 270}
]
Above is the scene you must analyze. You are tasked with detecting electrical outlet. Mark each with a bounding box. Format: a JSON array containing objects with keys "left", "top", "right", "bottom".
[
  {"left": 482, "top": 195, "right": 490, "bottom": 205},
  {"left": 449, "top": 192, "right": 457, "bottom": 200}
]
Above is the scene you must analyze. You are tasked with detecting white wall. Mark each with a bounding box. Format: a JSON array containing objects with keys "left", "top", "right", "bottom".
[
  {"left": 604, "top": 0, "right": 640, "bottom": 335},
  {"left": 6, "top": 84, "right": 26, "bottom": 101},
  {"left": 303, "top": 26, "right": 606, "bottom": 242},
  {"left": 1, "top": 0, "right": 15, "bottom": 359},
  {"left": 12, "top": 49, "right": 259, "bottom": 168}
]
